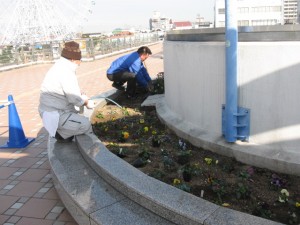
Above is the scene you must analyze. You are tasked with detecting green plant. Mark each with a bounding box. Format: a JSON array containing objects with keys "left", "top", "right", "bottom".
[
  {"left": 252, "top": 202, "right": 274, "bottom": 220},
  {"left": 149, "top": 169, "right": 165, "bottom": 180},
  {"left": 152, "top": 72, "right": 164, "bottom": 94},
  {"left": 138, "top": 149, "right": 151, "bottom": 161},
  {"left": 235, "top": 182, "right": 251, "bottom": 199},
  {"left": 116, "top": 148, "right": 127, "bottom": 158},
  {"left": 179, "top": 163, "right": 201, "bottom": 182},
  {"left": 152, "top": 137, "right": 161, "bottom": 147},
  {"left": 163, "top": 155, "right": 176, "bottom": 171},
  {"left": 176, "top": 150, "right": 192, "bottom": 165},
  {"left": 172, "top": 179, "right": 191, "bottom": 193},
  {"left": 122, "top": 107, "right": 130, "bottom": 116},
  {"left": 239, "top": 167, "right": 254, "bottom": 180},
  {"left": 96, "top": 112, "right": 104, "bottom": 119},
  {"left": 179, "top": 163, "right": 201, "bottom": 176},
  {"left": 210, "top": 179, "right": 226, "bottom": 204}
]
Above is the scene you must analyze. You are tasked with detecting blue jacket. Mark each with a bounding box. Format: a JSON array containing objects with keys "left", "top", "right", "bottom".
[{"left": 107, "top": 52, "right": 151, "bottom": 87}]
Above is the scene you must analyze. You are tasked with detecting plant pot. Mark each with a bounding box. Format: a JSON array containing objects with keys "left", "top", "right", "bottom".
[
  {"left": 132, "top": 157, "right": 146, "bottom": 168},
  {"left": 117, "top": 153, "right": 126, "bottom": 158},
  {"left": 183, "top": 171, "right": 192, "bottom": 182},
  {"left": 118, "top": 137, "right": 126, "bottom": 143},
  {"left": 177, "top": 154, "right": 190, "bottom": 165},
  {"left": 152, "top": 138, "right": 161, "bottom": 147}
]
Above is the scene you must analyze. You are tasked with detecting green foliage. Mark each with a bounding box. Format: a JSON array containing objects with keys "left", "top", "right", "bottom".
[
  {"left": 252, "top": 202, "right": 274, "bottom": 220},
  {"left": 179, "top": 163, "right": 201, "bottom": 176},
  {"left": 149, "top": 169, "right": 165, "bottom": 180},
  {"left": 138, "top": 149, "right": 151, "bottom": 161},
  {"left": 210, "top": 179, "right": 227, "bottom": 203},
  {"left": 122, "top": 107, "right": 130, "bottom": 116},
  {"left": 152, "top": 72, "right": 164, "bottom": 94},
  {"left": 235, "top": 182, "right": 251, "bottom": 199},
  {"left": 173, "top": 181, "right": 191, "bottom": 193},
  {"left": 0, "top": 47, "right": 13, "bottom": 64},
  {"left": 163, "top": 155, "right": 176, "bottom": 171},
  {"left": 96, "top": 112, "right": 104, "bottom": 119}
]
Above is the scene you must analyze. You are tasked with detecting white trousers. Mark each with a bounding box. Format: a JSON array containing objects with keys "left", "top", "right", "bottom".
[{"left": 57, "top": 112, "right": 92, "bottom": 139}]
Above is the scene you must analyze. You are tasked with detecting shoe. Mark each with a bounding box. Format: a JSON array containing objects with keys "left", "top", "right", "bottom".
[
  {"left": 112, "top": 83, "right": 125, "bottom": 91},
  {"left": 55, "top": 132, "right": 74, "bottom": 143},
  {"left": 126, "top": 94, "right": 138, "bottom": 100}
]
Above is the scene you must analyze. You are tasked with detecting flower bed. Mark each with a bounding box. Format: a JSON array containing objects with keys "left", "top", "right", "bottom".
[{"left": 92, "top": 75, "right": 300, "bottom": 225}]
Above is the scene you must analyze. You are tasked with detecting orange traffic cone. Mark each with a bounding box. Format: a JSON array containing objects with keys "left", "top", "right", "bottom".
[{"left": 0, "top": 95, "right": 35, "bottom": 148}]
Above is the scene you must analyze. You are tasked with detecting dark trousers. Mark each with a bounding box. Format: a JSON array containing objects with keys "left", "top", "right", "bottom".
[{"left": 107, "top": 71, "right": 136, "bottom": 95}]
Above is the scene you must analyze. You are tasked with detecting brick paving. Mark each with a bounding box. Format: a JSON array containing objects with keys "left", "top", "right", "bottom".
[{"left": 0, "top": 43, "right": 163, "bottom": 225}]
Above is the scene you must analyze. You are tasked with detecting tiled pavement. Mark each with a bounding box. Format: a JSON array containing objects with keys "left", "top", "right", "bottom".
[{"left": 0, "top": 43, "right": 163, "bottom": 225}]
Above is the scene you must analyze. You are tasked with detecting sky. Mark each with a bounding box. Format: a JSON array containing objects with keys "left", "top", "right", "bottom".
[{"left": 82, "top": 0, "right": 215, "bottom": 33}]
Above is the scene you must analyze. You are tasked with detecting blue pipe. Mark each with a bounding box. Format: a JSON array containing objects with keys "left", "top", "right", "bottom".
[{"left": 225, "top": 0, "right": 238, "bottom": 142}]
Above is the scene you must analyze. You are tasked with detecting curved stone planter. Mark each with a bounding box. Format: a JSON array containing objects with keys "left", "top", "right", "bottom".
[{"left": 48, "top": 89, "right": 283, "bottom": 225}]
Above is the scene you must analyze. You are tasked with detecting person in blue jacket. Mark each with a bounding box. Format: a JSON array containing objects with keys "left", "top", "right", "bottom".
[{"left": 106, "top": 46, "right": 154, "bottom": 98}]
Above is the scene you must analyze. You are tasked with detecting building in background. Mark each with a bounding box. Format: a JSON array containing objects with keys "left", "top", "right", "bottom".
[
  {"left": 194, "top": 14, "right": 213, "bottom": 28},
  {"left": 298, "top": 0, "right": 300, "bottom": 22},
  {"left": 215, "top": 0, "right": 284, "bottom": 27},
  {"left": 150, "top": 11, "right": 212, "bottom": 31},
  {"left": 172, "top": 21, "right": 193, "bottom": 30},
  {"left": 283, "top": 0, "right": 298, "bottom": 24},
  {"left": 149, "top": 11, "right": 172, "bottom": 31}
]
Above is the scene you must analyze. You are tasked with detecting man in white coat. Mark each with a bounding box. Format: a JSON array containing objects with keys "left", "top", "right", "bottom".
[{"left": 39, "top": 41, "right": 94, "bottom": 142}]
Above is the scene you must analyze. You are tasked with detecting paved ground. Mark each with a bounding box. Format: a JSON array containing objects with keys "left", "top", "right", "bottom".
[{"left": 0, "top": 43, "right": 163, "bottom": 225}]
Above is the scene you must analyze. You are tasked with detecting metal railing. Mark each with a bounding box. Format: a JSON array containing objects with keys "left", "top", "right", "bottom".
[{"left": 0, "top": 33, "right": 159, "bottom": 67}]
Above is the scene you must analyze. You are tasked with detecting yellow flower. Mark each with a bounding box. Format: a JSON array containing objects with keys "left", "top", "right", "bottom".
[
  {"left": 204, "top": 158, "right": 212, "bottom": 165},
  {"left": 152, "top": 130, "right": 157, "bottom": 135},
  {"left": 139, "top": 119, "right": 145, "bottom": 124},
  {"left": 144, "top": 126, "right": 149, "bottom": 132},
  {"left": 122, "top": 132, "right": 129, "bottom": 139},
  {"left": 173, "top": 178, "right": 181, "bottom": 185},
  {"left": 296, "top": 202, "right": 300, "bottom": 207},
  {"left": 112, "top": 117, "right": 116, "bottom": 121},
  {"left": 222, "top": 203, "right": 230, "bottom": 207}
]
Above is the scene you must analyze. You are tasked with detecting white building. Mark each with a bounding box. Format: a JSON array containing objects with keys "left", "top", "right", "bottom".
[
  {"left": 149, "top": 11, "right": 172, "bottom": 31},
  {"left": 215, "top": 0, "right": 284, "bottom": 27},
  {"left": 284, "top": 0, "right": 298, "bottom": 24}
]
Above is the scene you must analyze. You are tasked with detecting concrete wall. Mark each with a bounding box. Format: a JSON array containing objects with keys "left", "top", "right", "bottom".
[{"left": 163, "top": 39, "right": 300, "bottom": 154}]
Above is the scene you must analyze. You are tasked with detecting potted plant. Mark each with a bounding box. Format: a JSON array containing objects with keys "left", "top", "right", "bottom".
[
  {"left": 176, "top": 150, "right": 192, "bottom": 165},
  {"left": 179, "top": 163, "right": 201, "bottom": 182},
  {"left": 116, "top": 148, "right": 127, "bottom": 158},
  {"left": 152, "top": 135, "right": 161, "bottom": 147},
  {"left": 180, "top": 164, "right": 193, "bottom": 182}
]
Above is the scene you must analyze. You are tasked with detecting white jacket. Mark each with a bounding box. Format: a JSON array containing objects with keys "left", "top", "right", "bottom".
[
  {"left": 38, "top": 57, "right": 85, "bottom": 136},
  {"left": 39, "top": 57, "right": 84, "bottom": 116}
]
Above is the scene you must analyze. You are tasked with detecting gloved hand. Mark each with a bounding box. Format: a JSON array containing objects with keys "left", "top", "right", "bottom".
[
  {"left": 81, "top": 94, "right": 89, "bottom": 101},
  {"left": 86, "top": 100, "right": 95, "bottom": 109}
]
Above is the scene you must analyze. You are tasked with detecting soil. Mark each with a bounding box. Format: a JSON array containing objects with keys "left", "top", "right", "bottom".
[{"left": 92, "top": 89, "right": 300, "bottom": 225}]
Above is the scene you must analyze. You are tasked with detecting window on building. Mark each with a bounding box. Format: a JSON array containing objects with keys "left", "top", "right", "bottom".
[
  {"left": 252, "top": 6, "right": 281, "bottom": 13},
  {"left": 238, "top": 20, "right": 249, "bottom": 26},
  {"left": 219, "top": 21, "right": 225, "bottom": 27},
  {"left": 238, "top": 7, "right": 249, "bottom": 13},
  {"left": 252, "top": 19, "right": 278, "bottom": 26},
  {"left": 218, "top": 8, "right": 225, "bottom": 14}
]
